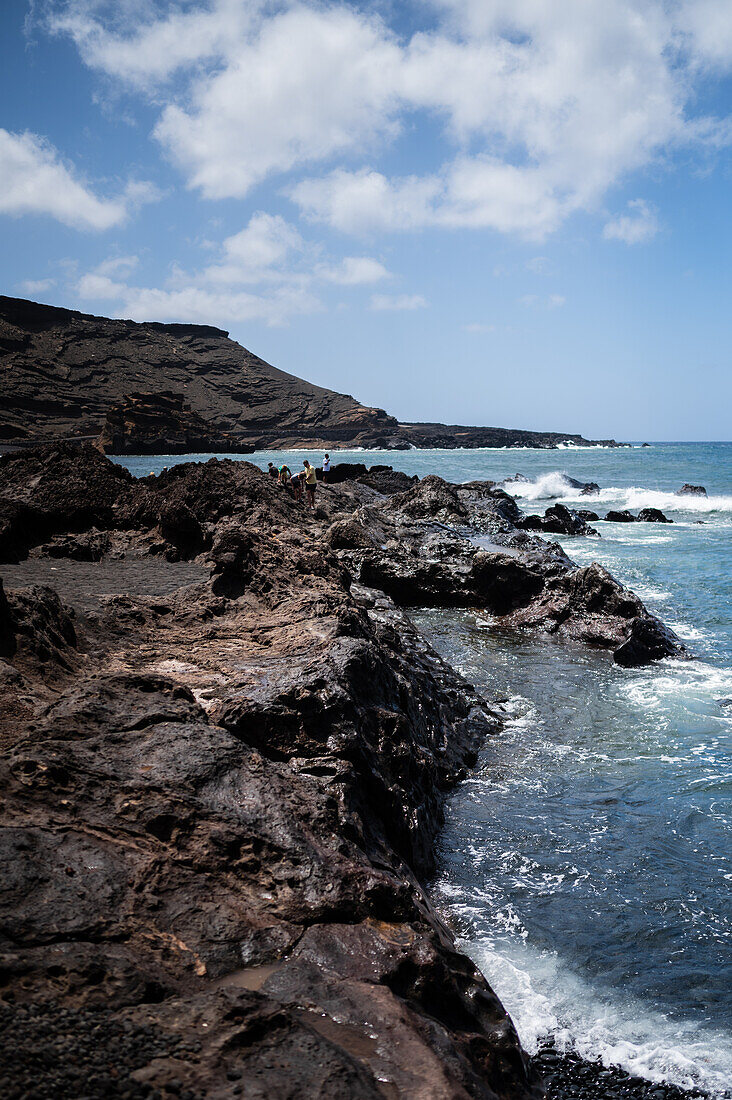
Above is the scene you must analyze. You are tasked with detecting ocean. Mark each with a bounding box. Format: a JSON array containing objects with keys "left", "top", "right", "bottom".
[{"left": 117, "top": 442, "right": 732, "bottom": 1098}]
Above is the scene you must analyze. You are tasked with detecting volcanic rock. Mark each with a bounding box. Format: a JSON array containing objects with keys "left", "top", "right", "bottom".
[
  {"left": 605, "top": 510, "right": 637, "bottom": 522},
  {"left": 637, "top": 508, "right": 673, "bottom": 523},
  {"left": 676, "top": 484, "right": 707, "bottom": 496},
  {"left": 97, "top": 391, "right": 255, "bottom": 455},
  {"left": 517, "top": 503, "right": 598, "bottom": 536},
  {"left": 0, "top": 296, "right": 398, "bottom": 449},
  {"left": 1, "top": 296, "right": 626, "bottom": 450},
  {"left": 0, "top": 444, "right": 690, "bottom": 1098}
]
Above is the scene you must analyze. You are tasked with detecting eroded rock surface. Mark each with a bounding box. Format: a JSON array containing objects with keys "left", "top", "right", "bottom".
[
  {"left": 98, "top": 392, "right": 255, "bottom": 455},
  {"left": 0, "top": 446, "right": 688, "bottom": 1097}
]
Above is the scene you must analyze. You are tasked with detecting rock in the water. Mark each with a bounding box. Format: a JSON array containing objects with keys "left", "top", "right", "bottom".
[
  {"left": 577, "top": 509, "right": 600, "bottom": 521},
  {"left": 614, "top": 616, "right": 683, "bottom": 666},
  {"left": 605, "top": 509, "right": 637, "bottom": 522},
  {"left": 518, "top": 503, "right": 598, "bottom": 536},
  {"left": 637, "top": 508, "right": 673, "bottom": 523},
  {"left": 676, "top": 484, "right": 707, "bottom": 496}
]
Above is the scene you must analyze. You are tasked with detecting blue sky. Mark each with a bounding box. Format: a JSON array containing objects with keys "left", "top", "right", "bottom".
[{"left": 1, "top": 0, "right": 731, "bottom": 440}]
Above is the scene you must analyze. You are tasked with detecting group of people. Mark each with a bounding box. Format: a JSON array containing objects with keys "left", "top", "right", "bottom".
[{"left": 267, "top": 453, "right": 331, "bottom": 509}]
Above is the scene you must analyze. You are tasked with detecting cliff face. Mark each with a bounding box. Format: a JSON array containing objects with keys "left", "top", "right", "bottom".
[
  {"left": 97, "top": 391, "right": 255, "bottom": 455},
  {"left": 0, "top": 296, "right": 622, "bottom": 450},
  {"left": 0, "top": 296, "right": 398, "bottom": 447}
]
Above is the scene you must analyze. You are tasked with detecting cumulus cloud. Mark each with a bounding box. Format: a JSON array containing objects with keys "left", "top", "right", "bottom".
[
  {"left": 370, "top": 293, "right": 427, "bottom": 312},
  {"left": 49, "top": 0, "right": 732, "bottom": 239},
  {"left": 603, "top": 199, "right": 660, "bottom": 244},
  {"left": 153, "top": 6, "right": 402, "bottom": 200},
  {"left": 72, "top": 211, "right": 396, "bottom": 325},
  {"left": 0, "top": 128, "right": 127, "bottom": 230}
]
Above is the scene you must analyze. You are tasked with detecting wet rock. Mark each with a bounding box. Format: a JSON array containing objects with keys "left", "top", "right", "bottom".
[
  {"left": 676, "top": 484, "right": 707, "bottom": 496},
  {"left": 604, "top": 509, "right": 637, "bottom": 522},
  {"left": 637, "top": 508, "right": 673, "bottom": 523},
  {"left": 518, "top": 503, "right": 598, "bottom": 536},
  {"left": 577, "top": 509, "right": 600, "bottom": 521},
  {"left": 613, "top": 616, "right": 684, "bottom": 667}
]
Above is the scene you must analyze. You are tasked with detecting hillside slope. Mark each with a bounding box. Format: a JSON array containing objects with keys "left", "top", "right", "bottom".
[{"left": 0, "top": 296, "right": 620, "bottom": 449}]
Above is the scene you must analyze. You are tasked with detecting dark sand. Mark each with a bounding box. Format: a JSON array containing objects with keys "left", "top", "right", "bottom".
[{"left": 1, "top": 558, "right": 208, "bottom": 612}]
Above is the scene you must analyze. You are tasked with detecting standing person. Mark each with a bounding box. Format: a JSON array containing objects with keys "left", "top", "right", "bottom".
[
  {"left": 267, "top": 462, "right": 277, "bottom": 478},
  {"left": 303, "top": 460, "right": 317, "bottom": 508},
  {"left": 322, "top": 453, "right": 331, "bottom": 483}
]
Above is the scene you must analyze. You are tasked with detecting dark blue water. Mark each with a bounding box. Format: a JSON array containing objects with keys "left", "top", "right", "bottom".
[{"left": 117, "top": 444, "right": 732, "bottom": 1096}]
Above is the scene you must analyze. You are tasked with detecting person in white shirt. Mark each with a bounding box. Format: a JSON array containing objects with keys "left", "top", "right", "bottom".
[{"left": 322, "top": 453, "right": 331, "bottom": 482}]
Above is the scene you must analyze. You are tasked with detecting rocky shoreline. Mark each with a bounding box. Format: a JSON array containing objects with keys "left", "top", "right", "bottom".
[{"left": 0, "top": 445, "right": 700, "bottom": 1099}]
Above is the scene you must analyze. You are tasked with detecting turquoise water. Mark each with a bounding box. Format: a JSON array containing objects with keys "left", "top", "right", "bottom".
[{"left": 117, "top": 443, "right": 732, "bottom": 1096}]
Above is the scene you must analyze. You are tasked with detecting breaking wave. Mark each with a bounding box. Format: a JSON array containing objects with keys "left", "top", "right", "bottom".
[
  {"left": 504, "top": 472, "right": 732, "bottom": 515},
  {"left": 460, "top": 935, "right": 732, "bottom": 1097}
]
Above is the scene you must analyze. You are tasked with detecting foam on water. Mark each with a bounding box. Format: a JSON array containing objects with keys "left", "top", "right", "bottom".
[
  {"left": 457, "top": 934, "right": 732, "bottom": 1097},
  {"left": 504, "top": 471, "right": 732, "bottom": 516}
]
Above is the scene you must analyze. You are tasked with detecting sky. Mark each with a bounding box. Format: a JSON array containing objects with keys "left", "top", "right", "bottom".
[{"left": 1, "top": 0, "right": 731, "bottom": 441}]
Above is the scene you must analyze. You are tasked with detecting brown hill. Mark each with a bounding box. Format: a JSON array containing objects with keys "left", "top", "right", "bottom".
[{"left": 0, "top": 296, "right": 622, "bottom": 450}]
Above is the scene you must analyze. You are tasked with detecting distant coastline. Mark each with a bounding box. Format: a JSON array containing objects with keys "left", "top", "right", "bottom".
[{"left": 0, "top": 295, "right": 626, "bottom": 453}]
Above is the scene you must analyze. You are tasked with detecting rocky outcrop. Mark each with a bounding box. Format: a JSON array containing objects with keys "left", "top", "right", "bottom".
[
  {"left": 398, "top": 425, "right": 623, "bottom": 450},
  {"left": 97, "top": 391, "right": 255, "bottom": 455},
  {"left": 0, "top": 296, "right": 398, "bottom": 448},
  {"left": 1, "top": 296, "right": 624, "bottom": 450},
  {"left": 517, "top": 503, "right": 599, "bottom": 536},
  {"left": 637, "top": 508, "right": 672, "bottom": 523},
  {"left": 605, "top": 510, "right": 637, "bottom": 522},
  {"left": 332, "top": 477, "right": 684, "bottom": 667},
  {"left": 676, "top": 484, "right": 707, "bottom": 496},
  {"left": 0, "top": 445, "right": 689, "bottom": 1097}
]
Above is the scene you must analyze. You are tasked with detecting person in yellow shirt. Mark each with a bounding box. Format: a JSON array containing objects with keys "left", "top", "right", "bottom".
[{"left": 303, "top": 460, "right": 317, "bottom": 508}]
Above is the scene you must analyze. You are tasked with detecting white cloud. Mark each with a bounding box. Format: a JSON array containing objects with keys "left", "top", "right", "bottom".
[
  {"left": 603, "top": 199, "right": 660, "bottom": 244},
  {"left": 370, "top": 293, "right": 427, "bottom": 312},
  {"left": 202, "top": 214, "right": 305, "bottom": 285},
  {"left": 676, "top": 0, "right": 732, "bottom": 70},
  {"left": 318, "top": 256, "right": 390, "bottom": 285},
  {"left": 0, "top": 128, "right": 126, "bottom": 230},
  {"left": 154, "top": 6, "right": 402, "bottom": 199},
  {"left": 18, "top": 278, "right": 56, "bottom": 295},
  {"left": 47, "top": 0, "right": 263, "bottom": 89},
  {"left": 72, "top": 211, "right": 398, "bottom": 325},
  {"left": 463, "top": 322, "right": 495, "bottom": 333},
  {"left": 51, "top": 0, "right": 732, "bottom": 239}
]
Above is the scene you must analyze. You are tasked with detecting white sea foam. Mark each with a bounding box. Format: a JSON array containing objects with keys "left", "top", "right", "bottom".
[
  {"left": 624, "top": 661, "right": 732, "bottom": 717},
  {"left": 505, "top": 472, "right": 732, "bottom": 515},
  {"left": 462, "top": 936, "right": 732, "bottom": 1097}
]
